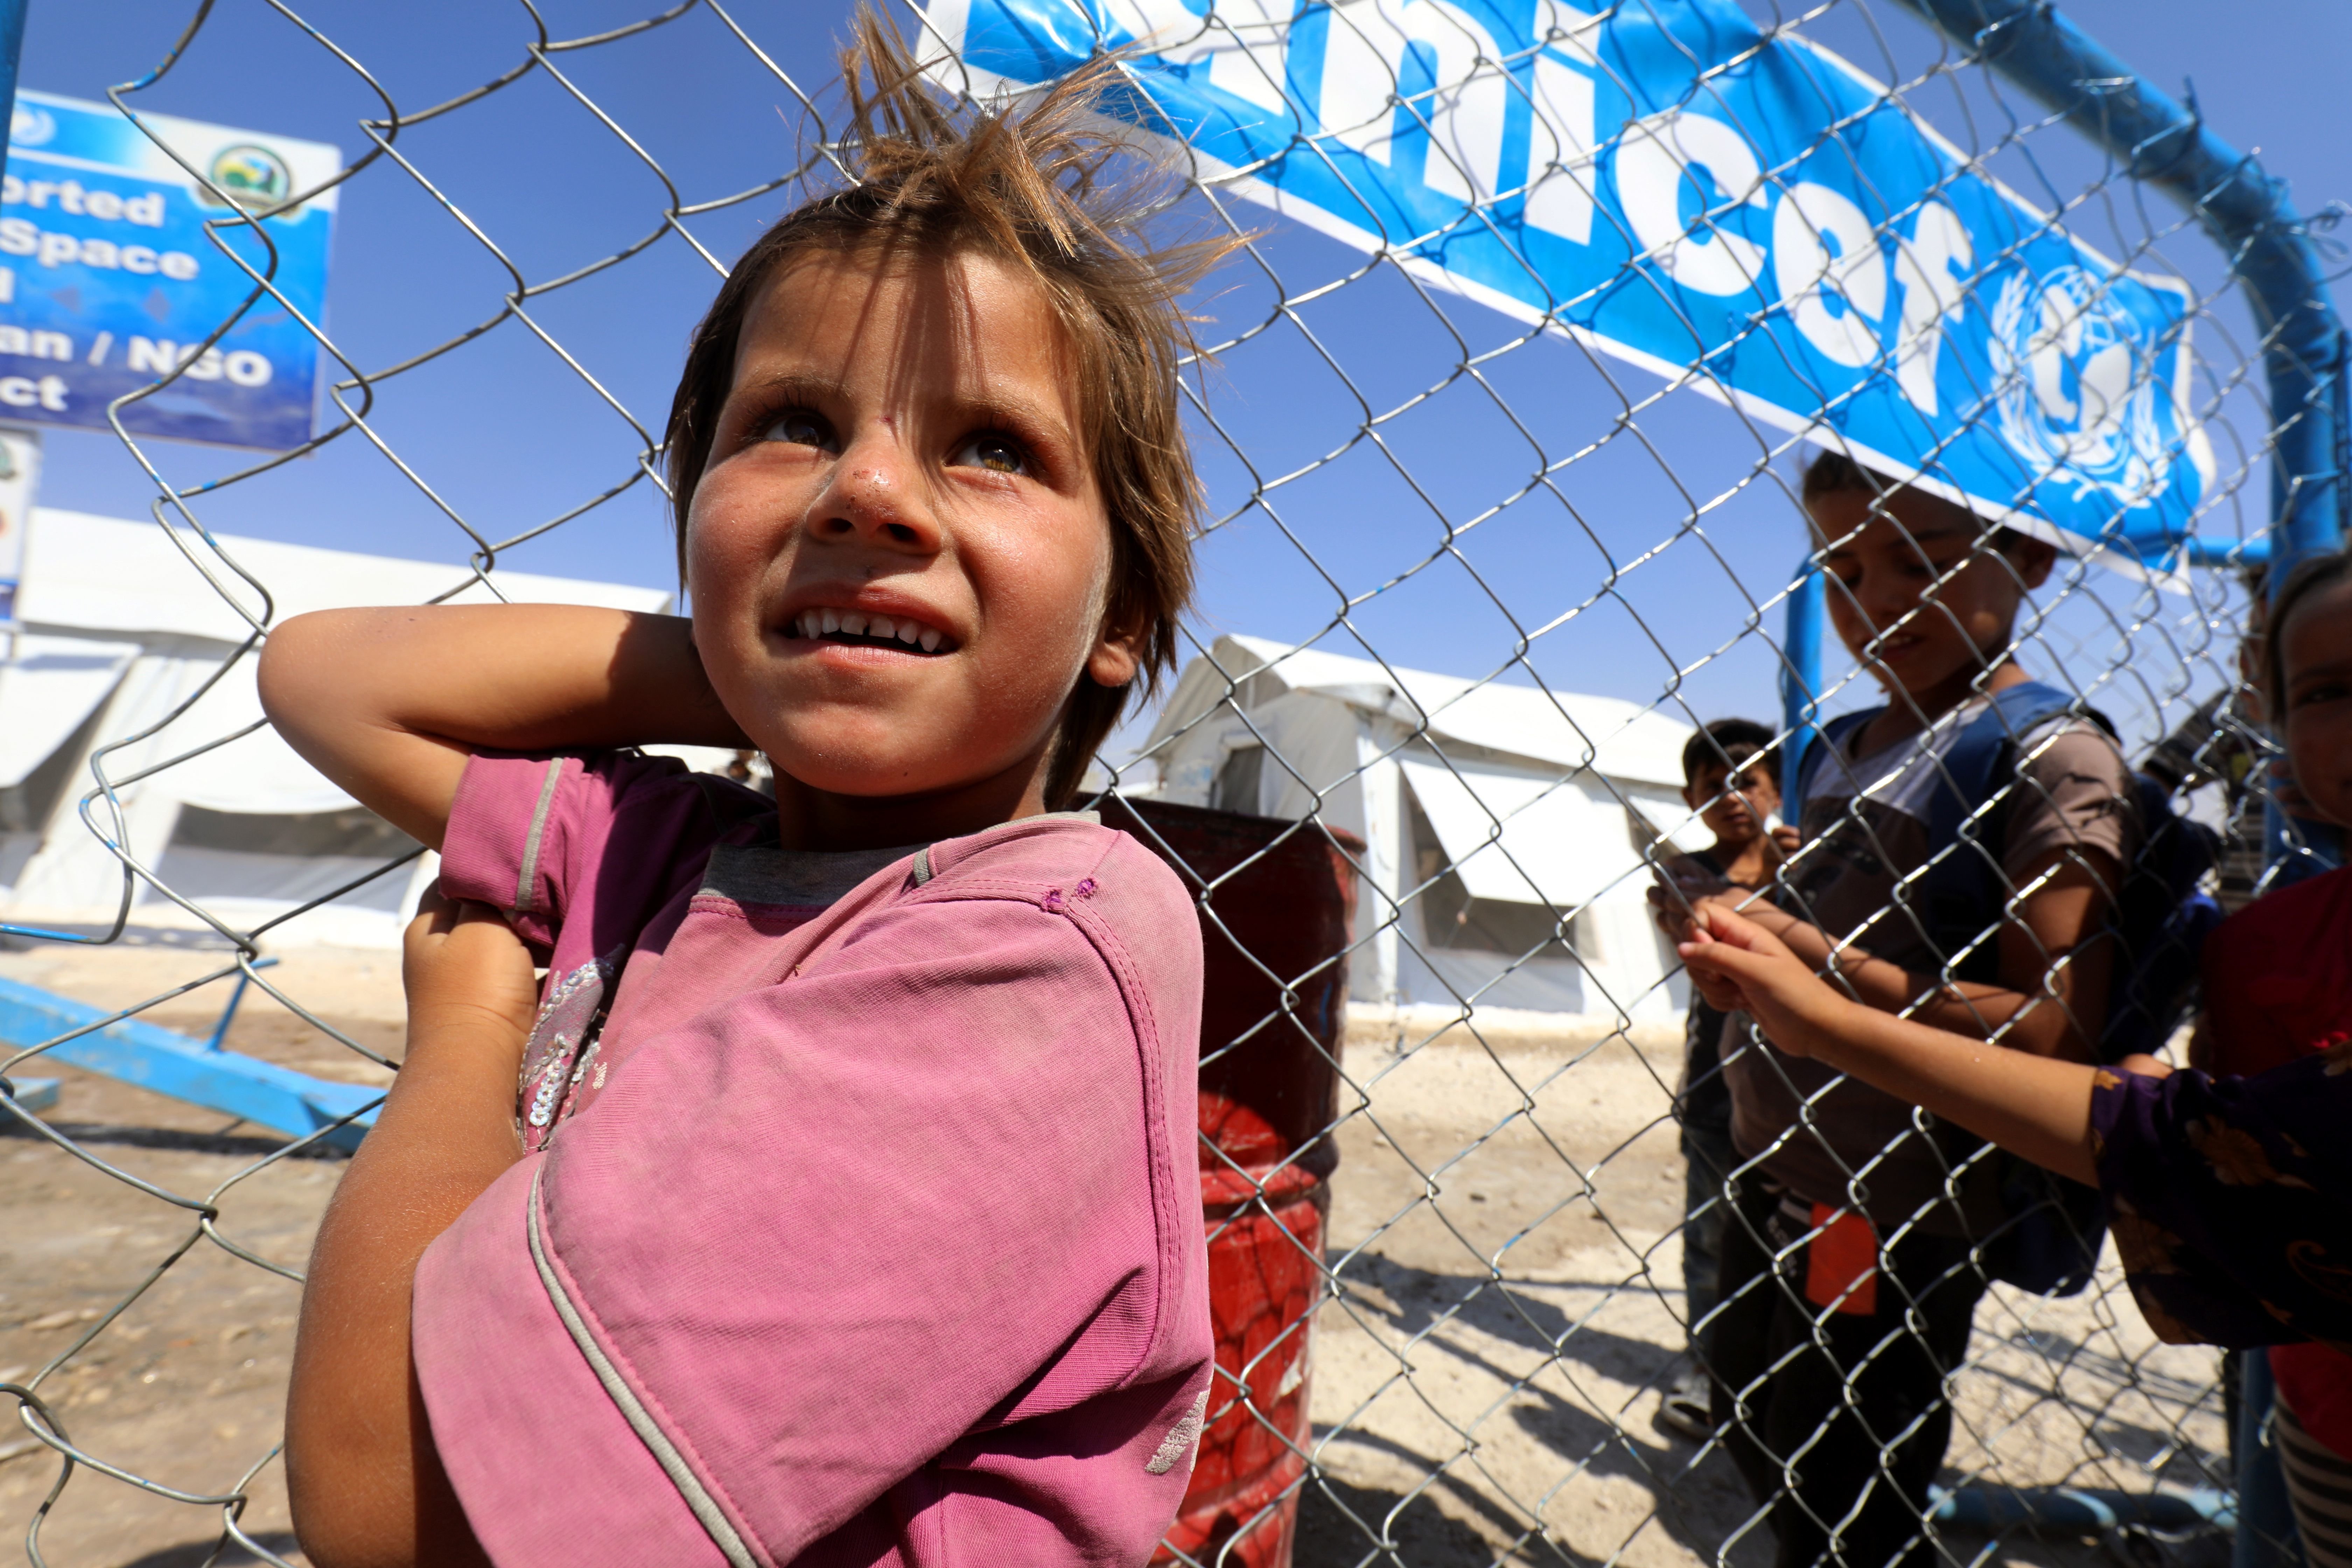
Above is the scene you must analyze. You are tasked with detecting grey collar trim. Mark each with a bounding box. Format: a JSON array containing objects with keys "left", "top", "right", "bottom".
[
  {"left": 699, "top": 838, "right": 922, "bottom": 908},
  {"left": 703, "top": 810, "right": 1100, "bottom": 903},
  {"left": 913, "top": 810, "right": 1098, "bottom": 886}
]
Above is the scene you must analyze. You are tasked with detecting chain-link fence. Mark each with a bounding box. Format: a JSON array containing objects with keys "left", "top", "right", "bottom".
[{"left": 0, "top": 0, "right": 2342, "bottom": 1564}]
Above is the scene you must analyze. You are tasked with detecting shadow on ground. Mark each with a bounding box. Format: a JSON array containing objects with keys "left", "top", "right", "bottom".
[
  {"left": 118, "top": 1531, "right": 302, "bottom": 1567},
  {"left": 1297, "top": 1472, "right": 1528, "bottom": 1567}
]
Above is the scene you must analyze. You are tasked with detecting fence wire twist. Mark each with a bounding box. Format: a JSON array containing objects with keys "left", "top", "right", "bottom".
[{"left": 0, "top": 1, "right": 2332, "bottom": 1566}]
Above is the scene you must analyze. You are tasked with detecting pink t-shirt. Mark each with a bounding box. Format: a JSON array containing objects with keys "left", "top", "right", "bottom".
[{"left": 412, "top": 751, "right": 1214, "bottom": 1567}]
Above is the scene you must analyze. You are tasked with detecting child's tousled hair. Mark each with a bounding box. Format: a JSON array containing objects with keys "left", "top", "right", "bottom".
[
  {"left": 1681, "top": 718, "right": 1776, "bottom": 789},
  {"left": 2263, "top": 548, "right": 2352, "bottom": 713},
  {"left": 1800, "top": 450, "right": 2036, "bottom": 556},
  {"left": 665, "top": 8, "right": 1239, "bottom": 807}
]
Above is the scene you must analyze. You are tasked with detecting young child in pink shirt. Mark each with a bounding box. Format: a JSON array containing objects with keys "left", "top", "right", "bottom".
[{"left": 265, "top": 19, "right": 1233, "bottom": 1567}]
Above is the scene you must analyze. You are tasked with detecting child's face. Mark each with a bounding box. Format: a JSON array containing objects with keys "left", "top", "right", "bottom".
[
  {"left": 685, "top": 247, "right": 1135, "bottom": 805},
  {"left": 2277, "top": 578, "right": 2352, "bottom": 830},
  {"left": 1682, "top": 758, "right": 1779, "bottom": 846},
  {"left": 1812, "top": 487, "right": 2054, "bottom": 705}
]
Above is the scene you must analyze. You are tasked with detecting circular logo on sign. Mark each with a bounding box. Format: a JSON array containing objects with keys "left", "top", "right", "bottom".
[
  {"left": 1988, "top": 266, "right": 2174, "bottom": 506},
  {"left": 208, "top": 144, "right": 293, "bottom": 209},
  {"left": 10, "top": 105, "right": 55, "bottom": 149}
]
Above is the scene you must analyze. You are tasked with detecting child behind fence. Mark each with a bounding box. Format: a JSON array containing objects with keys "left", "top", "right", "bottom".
[
  {"left": 1651, "top": 718, "right": 1788, "bottom": 1441},
  {"left": 1660, "top": 451, "right": 2141, "bottom": 1568},
  {"left": 263, "top": 19, "right": 1234, "bottom": 1567},
  {"left": 2179, "top": 554, "right": 2352, "bottom": 1561},
  {"left": 1675, "top": 547, "right": 2352, "bottom": 1568}
]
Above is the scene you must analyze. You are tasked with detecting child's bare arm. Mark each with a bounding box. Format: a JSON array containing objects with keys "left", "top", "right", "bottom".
[
  {"left": 286, "top": 892, "right": 540, "bottom": 1568},
  {"left": 1685, "top": 845, "right": 2120, "bottom": 1061},
  {"left": 1677, "top": 905, "right": 2106, "bottom": 1184},
  {"left": 259, "top": 606, "right": 749, "bottom": 849}
]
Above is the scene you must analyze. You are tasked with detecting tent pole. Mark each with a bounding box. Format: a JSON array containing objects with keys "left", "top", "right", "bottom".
[
  {"left": 0, "top": 1, "right": 24, "bottom": 186},
  {"left": 1780, "top": 561, "right": 1825, "bottom": 806}
]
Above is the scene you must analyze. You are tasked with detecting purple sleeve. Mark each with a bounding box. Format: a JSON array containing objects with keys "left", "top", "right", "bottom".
[
  {"left": 439, "top": 751, "right": 765, "bottom": 954},
  {"left": 2091, "top": 1048, "right": 2352, "bottom": 1348}
]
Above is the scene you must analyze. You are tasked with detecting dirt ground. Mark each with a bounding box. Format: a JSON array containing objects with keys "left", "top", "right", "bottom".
[
  {"left": 1297, "top": 1023, "right": 2233, "bottom": 1568},
  {"left": 0, "top": 950, "right": 2235, "bottom": 1568},
  {"left": 0, "top": 939, "right": 397, "bottom": 1568}
]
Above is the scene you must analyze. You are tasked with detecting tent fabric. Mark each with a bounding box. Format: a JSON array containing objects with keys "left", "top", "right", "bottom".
[
  {"left": 18, "top": 509, "right": 673, "bottom": 645},
  {"left": 1143, "top": 641, "right": 1696, "bottom": 1020},
  {"left": 0, "top": 634, "right": 141, "bottom": 787},
  {"left": 1624, "top": 789, "right": 1716, "bottom": 856},
  {"left": 1397, "top": 757, "right": 1640, "bottom": 909},
  {"left": 0, "top": 511, "right": 681, "bottom": 946},
  {"left": 1406, "top": 946, "right": 1589, "bottom": 1016},
  {"left": 1147, "top": 634, "right": 1693, "bottom": 788},
  {"left": 139, "top": 656, "right": 361, "bottom": 817}
]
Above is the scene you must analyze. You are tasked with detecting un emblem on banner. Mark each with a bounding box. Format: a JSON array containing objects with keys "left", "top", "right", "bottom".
[{"left": 1989, "top": 266, "right": 2174, "bottom": 506}]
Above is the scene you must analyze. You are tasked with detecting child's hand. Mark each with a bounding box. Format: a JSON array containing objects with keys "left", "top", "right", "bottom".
[
  {"left": 1770, "top": 824, "right": 1801, "bottom": 861},
  {"left": 1649, "top": 860, "right": 1731, "bottom": 945},
  {"left": 1676, "top": 903, "right": 1853, "bottom": 1059},
  {"left": 1647, "top": 879, "right": 1703, "bottom": 945},
  {"left": 403, "top": 885, "right": 540, "bottom": 1052}
]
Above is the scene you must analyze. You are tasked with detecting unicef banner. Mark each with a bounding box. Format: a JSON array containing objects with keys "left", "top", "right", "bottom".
[
  {"left": 933, "top": 0, "right": 2214, "bottom": 566},
  {"left": 1, "top": 91, "right": 337, "bottom": 452}
]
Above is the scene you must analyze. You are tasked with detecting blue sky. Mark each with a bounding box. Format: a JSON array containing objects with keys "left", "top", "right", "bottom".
[{"left": 16, "top": 0, "right": 2350, "bottom": 756}]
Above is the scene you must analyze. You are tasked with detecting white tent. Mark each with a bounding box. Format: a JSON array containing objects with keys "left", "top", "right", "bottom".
[
  {"left": 1141, "top": 635, "right": 1709, "bottom": 1021},
  {"left": 0, "top": 509, "right": 675, "bottom": 947}
]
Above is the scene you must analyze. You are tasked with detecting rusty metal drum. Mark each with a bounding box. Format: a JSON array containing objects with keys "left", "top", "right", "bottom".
[{"left": 1110, "top": 799, "right": 1359, "bottom": 1568}]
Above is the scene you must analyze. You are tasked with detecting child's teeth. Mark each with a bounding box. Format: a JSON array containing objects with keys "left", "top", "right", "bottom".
[
  {"left": 896, "top": 623, "right": 918, "bottom": 645},
  {"left": 919, "top": 629, "right": 940, "bottom": 652},
  {"left": 840, "top": 612, "right": 867, "bottom": 636},
  {"left": 820, "top": 608, "right": 841, "bottom": 635},
  {"left": 868, "top": 615, "right": 895, "bottom": 640}
]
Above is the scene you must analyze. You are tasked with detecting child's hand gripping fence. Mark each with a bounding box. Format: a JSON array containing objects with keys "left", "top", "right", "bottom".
[{"left": 0, "top": 1, "right": 2340, "bottom": 1565}]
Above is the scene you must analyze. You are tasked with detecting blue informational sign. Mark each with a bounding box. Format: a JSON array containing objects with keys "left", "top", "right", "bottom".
[
  {"left": 936, "top": 0, "right": 2215, "bottom": 567},
  {"left": 1, "top": 91, "right": 338, "bottom": 452}
]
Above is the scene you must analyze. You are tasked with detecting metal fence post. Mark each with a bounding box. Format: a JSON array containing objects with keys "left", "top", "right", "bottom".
[{"left": 0, "top": 0, "right": 27, "bottom": 176}]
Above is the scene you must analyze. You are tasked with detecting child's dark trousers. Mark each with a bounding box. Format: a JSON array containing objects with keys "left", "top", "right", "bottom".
[{"left": 1708, "top": 1172, "right": 1987, "bottom": 1568}]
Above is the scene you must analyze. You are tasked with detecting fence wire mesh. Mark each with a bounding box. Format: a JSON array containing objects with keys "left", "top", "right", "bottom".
[{"left": 0, "top": 1, "right": 2335, "bottom": 1566}]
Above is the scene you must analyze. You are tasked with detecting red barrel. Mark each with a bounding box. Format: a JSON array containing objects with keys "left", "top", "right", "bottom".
[{"left": 1109, "top": 799, "right": 1359, "bottom": 1568}]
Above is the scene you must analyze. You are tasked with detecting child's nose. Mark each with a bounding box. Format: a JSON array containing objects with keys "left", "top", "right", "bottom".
[
  {"left": 808, "top": 432, "right": 939, "bottom": 552},
  {"left": 1856, "top": 569, "right": 1924, "bottom": 629}
]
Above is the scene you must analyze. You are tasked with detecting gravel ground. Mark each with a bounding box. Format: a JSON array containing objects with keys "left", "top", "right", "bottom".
[
  {"left": 0, "top": 950, "right": 2234, "bottom": 1568},
  {"left": 1298, "top": 1025, "right": 2234, "bottom": 1568},
  {"left": 0, "top": 939, "right": 391, "bottom": 1568}
]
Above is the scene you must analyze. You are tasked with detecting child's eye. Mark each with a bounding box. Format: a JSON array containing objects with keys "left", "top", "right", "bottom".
[
  {"left": 2294, "top": 680, "right": 2351, "bottom": 708},
  {"left": 760, "top": 408, "right": 837, "bottom": 452},
  {"left": 950, "top": 432, "right": 1029, "bottom": 476}
]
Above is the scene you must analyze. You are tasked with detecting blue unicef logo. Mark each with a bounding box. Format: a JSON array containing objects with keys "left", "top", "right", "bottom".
[
  {"left": 1988, "top": 265, "right": 2176, "bottom": 505},
  {"left": 9, "top": 104, "right": 55, "bottom": 149}
]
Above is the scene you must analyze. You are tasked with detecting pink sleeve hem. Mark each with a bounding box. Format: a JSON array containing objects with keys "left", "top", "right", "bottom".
[{"left": 440, "top": 753, "right": 571, "bottom": 945}]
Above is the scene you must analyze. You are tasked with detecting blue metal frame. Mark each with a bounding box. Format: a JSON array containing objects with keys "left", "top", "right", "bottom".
[
  {"left": 202, "top": 955, "right": 279, "bottom": 1051},
  {"left": 0, "top": 974, "right": 379, "bottom": 1149},
  {"left": 1778, "top": 3, "right": 2347, "bottom": 1545},
  {"left": 0, "top": 0, "right": 24, "bottom": 166},
  {"left": 1783, "top": 0, "right": 2348, "bottom": 782},
  {"left": 1893, "top": 0, "right": 2348, "bottom": 581}
]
